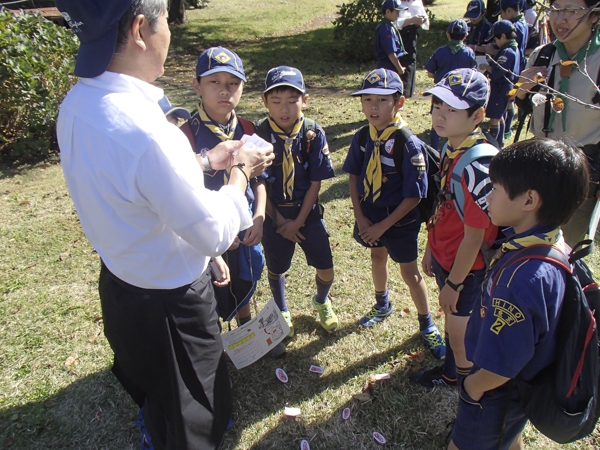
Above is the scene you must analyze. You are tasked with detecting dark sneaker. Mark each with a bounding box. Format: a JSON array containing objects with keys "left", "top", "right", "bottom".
[
  {"left": 420, "top": 325, "right": 446, "bottom": 360},
  {"left": 267, "top": 342, "right": 286, "bottom": 357},
  {"left": 409, "top": 365, "right": 457, "bottom": 388},
  {"left": 359, "top": 303, "right": 393, "bottom": 328}
]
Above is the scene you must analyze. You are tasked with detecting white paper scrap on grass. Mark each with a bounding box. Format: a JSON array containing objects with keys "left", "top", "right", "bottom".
[
  {"left": 309, "top": 365, "right": 324, "bottom": 374},
  {"left": 373, "top": 431, "right": 387, "bottom": 444},
  {"left": 284, "top": 407, "right": 301, "bottom": 417},
  {"left": 222, "top": 298, "right": 290, "bottom": 369},
  {"left": 300, "top": 439, "right": 310, "bottom": 450},
  {"left": 276, "top": 368, "right": 289, "bottom": 383},
  {"left": 374, "top": 373, "right": 390, "bottom": 381},
  {"left": 342, "top": 407, "right": 351, "bottom": 420}
]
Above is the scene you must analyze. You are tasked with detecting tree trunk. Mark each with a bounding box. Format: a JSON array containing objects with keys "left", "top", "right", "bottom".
[{"left": 168, "top": 0, "right": 187, "bottom": 25}]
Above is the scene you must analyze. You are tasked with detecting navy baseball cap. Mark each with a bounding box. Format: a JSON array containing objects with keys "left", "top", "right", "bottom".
[
  {"left": 158, "top": 96, "right": 191, "bottom": 121},
  {"left": 447, "top": 19, "right": 469, "bottom": 35},
  {"left": 55, "top": 0, "right": 136, "bottom": 78},
  {"left": 263, "top": 66, "right": 306, "bottom": 94},
  {"left": 424, "top": 68, "right": 490, "bottom": 109},
  {"left": 351, "top": 69, "right": 404, "bottom": 96},
  {"left": 196, "top": 47, "right": 246, "bottom": 82},
  {"left": 381, "top": 0, "right": 408, "bottom": 12},
  {"left": 494, "top": 0, "right": 521, "bottom": 15},
  {"left": 464, "top": 0, "right": 486, "bottom": 19},
  {"left": 491, "top": 19, "right": 516, "bottom": 37}
]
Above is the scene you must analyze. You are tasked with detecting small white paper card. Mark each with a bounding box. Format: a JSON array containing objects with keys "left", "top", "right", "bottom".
[{"left": 222, "top": 298, "right": 290, "bottom": 369}]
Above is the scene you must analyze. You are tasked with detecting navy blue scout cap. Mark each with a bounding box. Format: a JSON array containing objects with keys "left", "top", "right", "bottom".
[
  {"left": 491, "top": 19, "right": 516, "bottom": 37},
  {"left": 464, "top": 0, "right": 486, "bottom": 19},
  {"left": 424, "top": 68, "right": 490, "bottom": 109},
  {"left": 55, "top": 0, "right": 136, "bottom": 78},
  {"left": 494, "top": 0, "right": 521, "bottom": 15},
  {"left": 381, "top": 0, "right": 408, "bottom": 12},
  {"left": 263, "top": 66, "right": 306, "bottom": 94},
  {"left": 158, "top": 96, "right": 191, "bottom": 121},
  {"left": 447, "top": 19, "right": 469, "bottom": 35},
  {"left": 351, "top": 69, "right": 404, "bottom": 96},
  {"left": 196, "top": 47, "right": 247, "bottom": 82}
]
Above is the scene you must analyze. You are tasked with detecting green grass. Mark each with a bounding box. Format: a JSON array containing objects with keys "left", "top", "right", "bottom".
[{"left": 1, "top": 0, "right": 599, "bottom": 448}]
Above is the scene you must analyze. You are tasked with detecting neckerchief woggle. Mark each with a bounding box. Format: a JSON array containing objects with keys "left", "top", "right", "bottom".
[
  {"left": 364, "top": 112, "right": 405, "bottom": 201},
  {"left": 268, "top": 113, "right": 304, "bottom": 200}
]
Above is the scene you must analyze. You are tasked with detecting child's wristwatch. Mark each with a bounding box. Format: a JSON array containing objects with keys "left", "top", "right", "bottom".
[
  {"left": 199, "top": 150, "right": 211, "bottom": 171},
  {"left": 445, "top": 278, "right": 465, "bottom": 292}
]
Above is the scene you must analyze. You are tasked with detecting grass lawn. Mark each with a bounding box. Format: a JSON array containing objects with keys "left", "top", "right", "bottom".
[{"left": 1, "top": 0, "right": 599, "bottom": 448}]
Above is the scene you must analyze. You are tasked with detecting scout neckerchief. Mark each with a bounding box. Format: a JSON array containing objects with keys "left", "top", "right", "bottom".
[
  {"left": 548, "top": 29, "right": 600, "bottom": 133},
  {"left": 198, "top": 101, "right": 238, "bottom": 183},
  {"left": 468, "top": 18, "right": 489, "bottom": 46},
  {"left": 268, "top": 113, "right": 304, "bottom": 200},
  {"left": 512, "top": 13, "right": 527, "bottom": 27},
  {"left": 489, "top": 227, "right": 563, "bottom": 270},
  {"left": 498, "top": 39, "right": 518, "bottom": 53},
  {"left": 427, "top": 128, "right": 485, "bottom": 229},
  {"left": 364, "top": 112, "right": 405, "bottom": 201},
  {"left": 447, "top": 40, "right": 465, "bottom": 54},
  {"left": 381, "top": 17, "right": 405, "bottom": 52}
]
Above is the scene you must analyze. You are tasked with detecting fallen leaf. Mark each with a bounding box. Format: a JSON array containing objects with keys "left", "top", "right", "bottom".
[
  {"left": 400, "top": 308, "right": 410, "bottom": 318},
  {"left": 352, "top": 391, "right": 372, "bottom": 402},
  {"left": 310, "top": 328, "right": 317, "bottom": 336},
  {"left": 20, "top": 200, "right": 30, "bottom": 205},
  {"left": 4, "top": 435, "right": 14, "bottom": 447},
  {"left": 406, "top": 351, "right": 425, "bottom": 363},
  {"left": 65, "top": 356, "right": 78, "bottom": 366},
  {"left": 436, "top": 308, "right": 444, "bottom": 317}
]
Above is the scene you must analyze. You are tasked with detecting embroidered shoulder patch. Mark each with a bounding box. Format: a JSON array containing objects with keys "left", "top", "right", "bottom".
[
  {"left": 490, "top": 298, "right": 525, "bottom": 335},
  {"left": 410, "top": 153, "right": 426, "bottom": 167},
  {"left": 498, "top": 56, "right": 508, "bottom": 64},
  {"left": 385, "top": 139, "right": 395, "bottom": 153}
]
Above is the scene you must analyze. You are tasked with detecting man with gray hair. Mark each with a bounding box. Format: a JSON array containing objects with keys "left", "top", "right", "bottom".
[{"left": 54, "top": 0, "right": 274, "bottom": 448}]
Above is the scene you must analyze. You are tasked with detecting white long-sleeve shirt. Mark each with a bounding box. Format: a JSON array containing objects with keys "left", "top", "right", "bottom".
[{"left": 57, "top": 71, "right": 252, "bottom": 289}]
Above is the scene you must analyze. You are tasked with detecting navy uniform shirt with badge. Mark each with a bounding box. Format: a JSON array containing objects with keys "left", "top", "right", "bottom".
[
  {"left": 511, "top": 18, "right": 529, "bottom": 69},
  {"left": 264, "top": 122, "right": 334, "bottom": 207},
  {"left": 376, "top": 22, "right": 405, "bottom": 72},
  {"left": 424, "top": 45, "right": 477, "bottom": 83},
  {"left": 189, "top": 112, "right": 266, "bottom": 204},
  {"left": 464, "top": 227, "right": 566, "bottom": 381},
  {"left": 466, "top": 19, "right": 493, "bottom": 54},
  {"left": 490, "top": 45, "right": 520, "bottom": 100},
  {"left": 343, "top": 125, "right": 428, "bottom": 211}
]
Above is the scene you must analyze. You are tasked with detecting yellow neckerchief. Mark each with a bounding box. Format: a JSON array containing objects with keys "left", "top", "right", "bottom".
[
  {"left": 364, "top": 112, "right": 404, "bottom": 201},
  {"left": 198, "top": 101, "right": 238, "bottom": 184},
  {"left": 489, "top": 228, "right": 564, "bottom": 271},
  {"left": 198, "top": 101, "right": 238, "bottom": 142},
  {"left": 268, "top": 113, "right": 304, "bottom": 200},
  {"left": 439, "top": 127, "right": 486, "bottom": 192}
]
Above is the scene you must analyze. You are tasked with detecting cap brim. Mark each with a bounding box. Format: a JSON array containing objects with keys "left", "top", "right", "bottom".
[
  {"left": 351, "top": 87, "right": 401, "bottom": 96},
  {"left": 424, "top": 85, "right": 473, "bottom": 109},
  {"left": 464, "top": 10, "right": 482, "bottom": 18},
  {"left": 198, "top": 67, "right": 247, "bottom": 82},
  {"left": 394, "top": 6, "right": 409, "bottom": 9},
  {"left": 493, "top": 7, "right": 501, "bottom": 15},
  {"left": 165, "top": 107, "right": 191, "bottom": 120},
  {"left": 73, "top": 25, "right": 118, "bottom": 78},
  {"left": 263, "top": 82, "right": 306, "bottom": 94}
]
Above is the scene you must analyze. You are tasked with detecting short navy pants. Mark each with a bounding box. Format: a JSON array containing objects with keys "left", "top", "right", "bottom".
[
  {"left": 262, "top": 202, "right": 333, "bottom": 274},
  {"left": 431, "top": 255, "right": 486, "bottom": 317}
]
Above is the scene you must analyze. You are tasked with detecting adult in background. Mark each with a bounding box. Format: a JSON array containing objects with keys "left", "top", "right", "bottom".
[
  {"left": 54, "top": 0, "right": 274, "bottom": 449},
  {"left": 396, "top": 0, "right": 429, "bottom": 97},
  {"left": 516, "top": 0, "right": 600, "bottom": 246}
]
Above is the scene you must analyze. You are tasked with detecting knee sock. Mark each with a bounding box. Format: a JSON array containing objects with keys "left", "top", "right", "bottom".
[
  {"left": 417, "top": 312, "right": 435, "bottom": 332},
  {"left": 314, "top": 274, "right": 333, "bottom": 304},
  {"left": 456, "top": 366, "right": 471, "bottom": 389},
  {"left": 375, "top": 289, "right": 390, "bottom": 309},
  {"left": 498, "top": 120, "right": 506, "bottom": 147},
  {"left": 268, "top": 271, "right": 288, "bottom": 312},
  {"left": 442, "top": 332, "right": 457, "bottom": 380},
  {"left": 430, "top": 128, "right": 440, "bottom": 150},
  {"left": 505, "top": 107, "right": 515, "bottom": 133}
]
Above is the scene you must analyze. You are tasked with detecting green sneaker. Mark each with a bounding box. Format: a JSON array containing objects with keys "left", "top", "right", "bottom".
[
  {"left": 313, "top": 296, "right": 338, "bottom": 332},
  {"left": 281, "top": 310, "right": 294, "bottom": 338}
]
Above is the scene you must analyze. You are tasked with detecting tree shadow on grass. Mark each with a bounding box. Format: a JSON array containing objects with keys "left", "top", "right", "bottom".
[
  {"left": 0, "top": 368, "right": 138, "bottom": 450},
  {"left": 222, "top": 323, "right": 457, "bottom": 450}
]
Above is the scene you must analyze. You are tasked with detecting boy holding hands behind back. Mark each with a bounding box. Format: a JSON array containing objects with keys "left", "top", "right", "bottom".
[
  {"left": 450, "top": 139, "right": 588, "bottom": 449},
  {"left": 343, "top": 69, "right": 444, "bottom": 359},
  {"left": 411, "top": 69, "right": 499, "bottom": 388}
]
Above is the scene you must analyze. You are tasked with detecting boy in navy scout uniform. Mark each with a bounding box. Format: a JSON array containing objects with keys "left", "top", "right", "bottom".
[
  {"left": 257, "top": 66, "right": 338, "bottom": 336},
  {"left": 464, "top": 0, "right": 492, "bottom": 56},
  {"left": 189, "top": 47, "right": 268, "bottom": 330},
  {"left": 449, "top": 139, "right": 589, "bottom": 450},
  {"left": 343, "top": 69, "right": 445, "bottom": 360},
  {"left": 489, "top": 0, "right": 529, "bottom": 139},
  {"left": 425, "top": 19, "right": 477, "bottom": 149},
  {"left": 411, "top": 69, "right": 498, "bottom": 387},
  {"left": 376, "top": 0, "right": 409, "bottom": 76},
  {"left": 479, "top": 20, "right": 520, "bottom": 147}
]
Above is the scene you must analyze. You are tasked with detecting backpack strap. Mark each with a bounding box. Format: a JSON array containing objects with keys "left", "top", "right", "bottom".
[
  {"left": 301, "top": 118, "right": 317, "bottom": 164},
  {"left": 391, "top": 126, "right": 414, "bottom": 169},
  {"left": 448, "top": 143, "right": 499, "bottom": 221},
  {"left": 357, "top": 124, "right": 370, "bottom": 152},
  {"left": 179, "top": 121, "right": 196, "bottom": 152},
  {"left": 254, "top": 117, "right": 270, "bottom": 141},
  {"left": 238, "top": 117, "right": 255, "bottom": 136}
]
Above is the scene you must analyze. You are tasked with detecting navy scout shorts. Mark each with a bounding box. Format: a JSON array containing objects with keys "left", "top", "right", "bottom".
[
  {"left": 262, "top": 202, "right": 333, "bottom": 274},
  {"left": 486, "top": 92, "right": 510, "bottom": 120},
  {"left": 353, "top": 201, "right": 421, "bottom": 264},
  {"left": 431, "top": 255, "right": 486, "bottom": 317}
]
